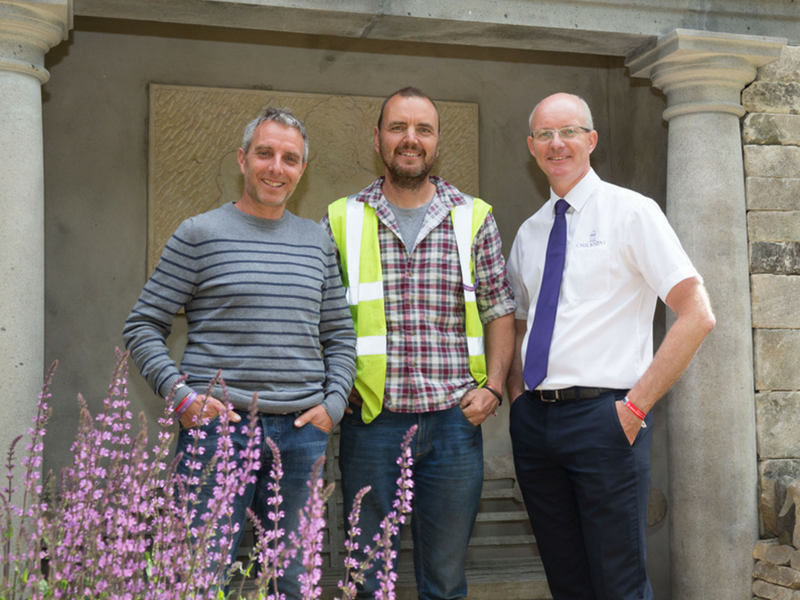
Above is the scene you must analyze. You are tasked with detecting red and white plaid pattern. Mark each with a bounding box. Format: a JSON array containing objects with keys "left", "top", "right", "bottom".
[{"left": 323, "top": 176, "right": 515, "bottom": 413}]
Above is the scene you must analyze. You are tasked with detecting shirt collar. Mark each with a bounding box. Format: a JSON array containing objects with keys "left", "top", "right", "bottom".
[{"left": 548, "top": 168, "right": 601, "bottom": 213}]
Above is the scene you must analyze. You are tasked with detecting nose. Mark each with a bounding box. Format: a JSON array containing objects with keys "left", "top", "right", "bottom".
[
  {"left": 265, "top": 153, "right": 284, "bottom": 173},
  {"left": 550, "top": 131, "right": 567, "bottom": 148},
  {"left": 404, "top": 126, "right": 421, "bottom": 144}
]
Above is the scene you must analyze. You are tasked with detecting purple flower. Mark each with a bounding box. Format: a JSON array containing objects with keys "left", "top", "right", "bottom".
[{"left": 1, "top": 352, "right": 419, "bottom": 600}]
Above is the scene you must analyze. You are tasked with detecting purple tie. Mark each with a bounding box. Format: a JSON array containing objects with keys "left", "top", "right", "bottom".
[{"left": 523, "top": 199, "right": 570, "bottom": 390}]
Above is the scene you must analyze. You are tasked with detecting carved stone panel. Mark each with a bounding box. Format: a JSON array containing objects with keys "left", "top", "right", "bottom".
[{"left": 147, "top": 84, "right": 479, "bottom": 272}]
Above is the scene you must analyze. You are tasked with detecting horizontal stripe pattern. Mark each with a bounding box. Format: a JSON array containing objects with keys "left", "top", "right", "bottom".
[{"left": 123, "top": 203, "right": 356, "bottom": 421}]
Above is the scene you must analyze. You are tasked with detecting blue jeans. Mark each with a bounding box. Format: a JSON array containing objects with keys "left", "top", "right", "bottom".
[
  {"left": 510, "top": 391, "right": 654, "bottom": 600},
  {"left": 175, "top": 410, "right": 330, "bottom": 598},
  {"left": 339, "top": 404, "right": 484, "bottom": 600}
]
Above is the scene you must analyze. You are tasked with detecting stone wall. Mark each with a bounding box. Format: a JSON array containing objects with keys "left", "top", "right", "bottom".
[
  {"left": 753, "top": 537, "right": 800, "bottom": 600},
  {"left": 743, "top": 45, "right": 800, "bottom": 576},
  {"left": 753, "top": 479, "right": 800, "bottom": 599}
]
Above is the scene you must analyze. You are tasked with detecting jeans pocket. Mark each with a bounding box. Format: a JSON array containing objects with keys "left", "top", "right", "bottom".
[
  {"left": 180, "top": 414, "right": 221, "bottom": 431},
  {"left": 455, "top": 405, "right": 480, "bottom": 429},
  {"left": 175, "top": 416, "right": 222, "bottom": 477},
  {"left": 308, "top": 421, "right": 332, "bottom": 436},
  {"left": 342, "top": 402, "right": 364, "bottom": 426}
]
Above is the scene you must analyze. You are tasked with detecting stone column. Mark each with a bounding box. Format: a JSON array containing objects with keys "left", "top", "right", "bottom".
[
  {"left": 0, "top": 1, "right": 71, "bottom": 459},
  {"left": 626, "top": 30, "right": 786, "bottom": 600}
]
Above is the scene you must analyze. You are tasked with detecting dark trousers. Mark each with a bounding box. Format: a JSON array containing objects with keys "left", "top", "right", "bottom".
[{"left": 510, "top": 390, "right": 654, "bottom": 600}]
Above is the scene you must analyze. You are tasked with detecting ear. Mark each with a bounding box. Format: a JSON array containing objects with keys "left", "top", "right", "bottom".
[
  {"left": 237, "top": 148, "right": 246, "bottom": 174},
  {"left": 373, "top": 126, "right": 381, "bottom": 155},
  {"left": 588, "top": 130, "right": 598, "bottom": 154},
  {"left": 527, "top": 135, "right": 536, "bottom": 157}
]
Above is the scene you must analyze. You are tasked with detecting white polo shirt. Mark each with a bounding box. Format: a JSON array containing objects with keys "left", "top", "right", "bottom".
[{"left": 508, "top": 169, "right": 700, "bottom": 390}]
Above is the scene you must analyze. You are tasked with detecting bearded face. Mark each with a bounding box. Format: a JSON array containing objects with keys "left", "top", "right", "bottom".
[{"left": 374, "top": 95, "right": 440, "bottom": 190}]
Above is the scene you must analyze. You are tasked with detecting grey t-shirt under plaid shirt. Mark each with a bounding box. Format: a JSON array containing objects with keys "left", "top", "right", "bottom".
[{"left": 387, "top": 197, "right": 433, "bottom": 254}]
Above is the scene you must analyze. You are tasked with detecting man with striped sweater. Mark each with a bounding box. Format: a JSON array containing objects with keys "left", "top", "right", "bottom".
[{"left": 123, "top": 107, "right": 356, "bottom": 594}]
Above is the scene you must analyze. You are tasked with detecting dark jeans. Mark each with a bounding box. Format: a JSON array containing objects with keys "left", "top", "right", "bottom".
[
  {"left": 510, "top": 390, "right": 655, "bottom": 600},
  {"left": 339, "top": 404, "right": 484, "bottom": 600},
  {"left": 175, "top": 410, "right": 330, "bottom": 598}
]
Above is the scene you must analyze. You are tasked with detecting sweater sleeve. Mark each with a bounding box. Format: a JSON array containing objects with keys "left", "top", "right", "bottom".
[
  {"left": 317, "top": 234, "right": 357, "bottom": 425},
  {"left": 122, "top": 221, "right": 197, "bottom": 406}
]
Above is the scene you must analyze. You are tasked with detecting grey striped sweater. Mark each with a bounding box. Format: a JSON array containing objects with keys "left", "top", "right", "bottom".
[{"left": 123, "top": 202, "right": 356, "bottom": 424}]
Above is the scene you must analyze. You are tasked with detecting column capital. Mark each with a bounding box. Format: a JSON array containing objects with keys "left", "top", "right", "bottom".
[
  {"left": 626, "top": 29, "right": 786, "bottom": 121},
  {"left": 0, "top": 0, "right": 73, "bottom": 83}
]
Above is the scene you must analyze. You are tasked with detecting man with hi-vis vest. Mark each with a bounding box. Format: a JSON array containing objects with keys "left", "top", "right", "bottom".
[{"left": 321, "top": 87, "right": 515, "bottom": 600}]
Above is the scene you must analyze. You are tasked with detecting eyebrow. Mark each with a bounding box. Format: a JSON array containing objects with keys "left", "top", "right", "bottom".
[
  {"left": 386, "top": 120, "right": 437, "bottom": 130},
  {"left": 252, "top": 144, "right": 302, "bottom": 160}
]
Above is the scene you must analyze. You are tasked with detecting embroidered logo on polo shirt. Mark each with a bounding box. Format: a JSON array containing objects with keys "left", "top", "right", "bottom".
[{"left": 576, "top": 230, "right": 607, "bottom": 248}]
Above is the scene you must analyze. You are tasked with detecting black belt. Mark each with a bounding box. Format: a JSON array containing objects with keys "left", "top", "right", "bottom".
[{"left": 532, "top": 387, "right": 623, "bottom": 402}]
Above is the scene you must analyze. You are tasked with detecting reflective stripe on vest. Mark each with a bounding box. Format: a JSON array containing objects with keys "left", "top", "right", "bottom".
[
  {"left": 451, "top": 199, "right": 488, "bottom": 385},
  {"left": 328, "top": 195, "right": 387, "bottom": 424},
  {"left": 328, "top": 194, "right": 491, "bottom": 423}
]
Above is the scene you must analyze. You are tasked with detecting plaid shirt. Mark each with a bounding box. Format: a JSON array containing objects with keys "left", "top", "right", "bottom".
[{"left": 322, "top": 176, "right": 515, "bottom": 413}]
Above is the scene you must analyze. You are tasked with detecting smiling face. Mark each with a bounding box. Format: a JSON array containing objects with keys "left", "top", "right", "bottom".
[
  {"left": 528, "top": 94, "right": 598, "bottom": 198},
  {"left": 374, "top": 95, "right": 440, "bottom": 189},
  {"left": 237, "top": 120, "right": 307, "bottom": 219}
]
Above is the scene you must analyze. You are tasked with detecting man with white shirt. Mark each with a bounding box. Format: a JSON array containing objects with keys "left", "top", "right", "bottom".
[{"left": 506, "top": 92, "right": 715, "bottom": 600}]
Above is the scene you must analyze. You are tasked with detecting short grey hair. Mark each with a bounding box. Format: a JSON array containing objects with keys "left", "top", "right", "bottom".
[
  {"left": 241, "top": 106, "right": 309, "bottom": 163},
  {"left": 528, "top": 93, "right": 594, "bottom": 131}
]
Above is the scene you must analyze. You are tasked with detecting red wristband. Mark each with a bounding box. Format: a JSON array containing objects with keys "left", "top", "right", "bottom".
[{"left": 623, "top": 396, "right": 646, "bottom": 421}]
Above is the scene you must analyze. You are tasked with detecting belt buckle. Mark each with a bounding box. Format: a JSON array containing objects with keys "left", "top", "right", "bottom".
[{"left": 539, "top": 390, "right": 558, "bottom": 403}]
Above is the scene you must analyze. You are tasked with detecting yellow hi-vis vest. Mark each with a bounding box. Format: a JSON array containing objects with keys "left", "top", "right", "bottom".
[{"left": 327, "top": 194, "right": 492, "bottom": 423}]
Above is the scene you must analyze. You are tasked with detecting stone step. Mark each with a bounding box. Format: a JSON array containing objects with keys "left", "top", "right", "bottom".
[{"left": 234, "top": 557, "right": 552, "bottom": 600}]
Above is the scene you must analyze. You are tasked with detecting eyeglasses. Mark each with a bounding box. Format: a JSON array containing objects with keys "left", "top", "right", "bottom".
[{"left": 530, "top": 126, "right": 591, "bottom": 142}]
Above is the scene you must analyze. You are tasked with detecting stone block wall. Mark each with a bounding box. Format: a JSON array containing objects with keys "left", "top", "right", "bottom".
[
  {"left": 753, "top": 539, "right": 800, "bottom": 600},
  {"left": 743, "top": 45, "right": 800, "bottom": 562}
]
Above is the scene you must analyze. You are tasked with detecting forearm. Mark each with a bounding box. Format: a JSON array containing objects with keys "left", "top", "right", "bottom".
[
  {"left": 320, "top": 333, "right": 357, "bottom": 424},
  {"left": 483, "top": 313, "right": 515, "bottom": 395},
  {"left": 319, "top": 259, "right": 357, "bottom": 423},
  {"left": 459, "top": 312, "right": 514, "bottom": 425},
  {"left": 320, "top": 343, "right": 355, "bottom": 424},
  {"left": 628, "top": 317, "right": 711, "bottom": 412},
  {"left": 627, "top": 278, "right": 715, "bottom": 414},
  {"left": 505, "top": 319, "right": 528, "bottom": 401},
  {"left": 123, "top": 312, "right": 184, "bottom": 403},
  {"left": 321, "top": 387, "right": 349, "bottom": 426}
]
